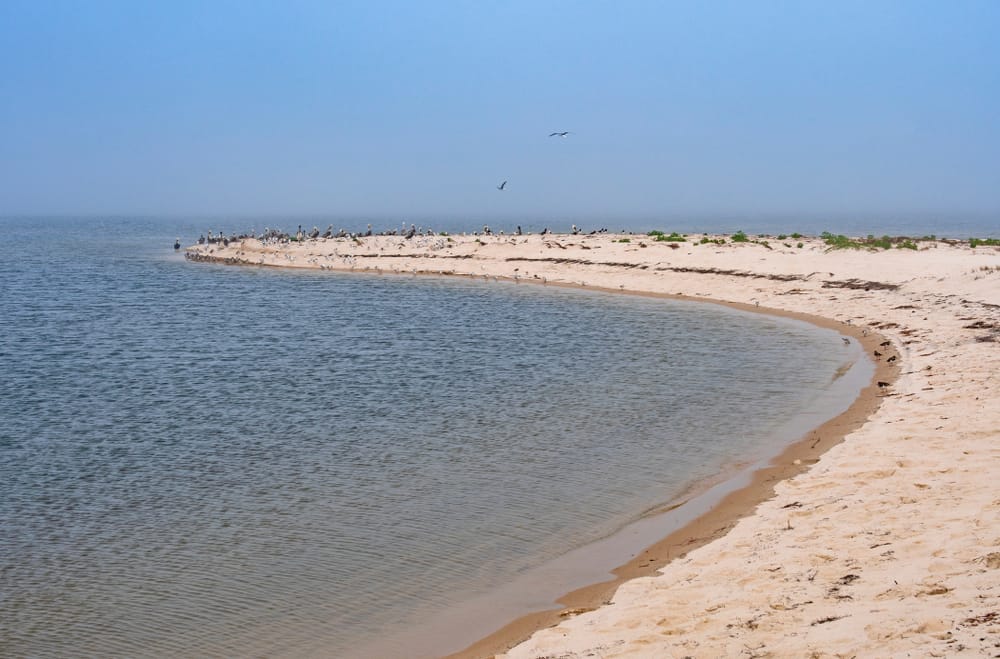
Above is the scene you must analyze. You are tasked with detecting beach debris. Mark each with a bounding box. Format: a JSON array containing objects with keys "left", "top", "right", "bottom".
[
  {"left": 811, "top": 615, "right": 847, "bottom": 626},
  {"left": 822, "top": 278, "right": 900, "bottom": 291},
  {"left": 961, "top": 611, "right": 999, "bottom": 626}
]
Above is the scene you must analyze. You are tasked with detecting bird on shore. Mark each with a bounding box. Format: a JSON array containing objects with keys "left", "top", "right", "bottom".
[
  {"left": 549, "top": 131, "right": 572, "bottom": 137},
  {"left": 880, "top": 340, "right": 891, "bottom": 347},
  {"left": 497, "top": 180, "right": 507, "bottom": 191},
  {"left": 874, "top": 350, "right": 883, "bottom": 360},
  {"left": 887, "top": 355, "right": 897, "bottom": 363},
  {"left": 842, "top": 337, "right": 850, "bottom": 346}
]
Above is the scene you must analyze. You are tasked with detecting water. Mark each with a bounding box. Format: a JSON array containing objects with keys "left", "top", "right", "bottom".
[{"left": 1, "top": 217, "right": 869, "bottom": 658}]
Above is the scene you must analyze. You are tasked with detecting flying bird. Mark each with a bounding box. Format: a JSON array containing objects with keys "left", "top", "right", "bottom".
[
  {"left": 549, "top": 131, "right": 572, "bottom": 137},
  {"left": 497, "top": 180, "right": 507, "bottom": 191}
]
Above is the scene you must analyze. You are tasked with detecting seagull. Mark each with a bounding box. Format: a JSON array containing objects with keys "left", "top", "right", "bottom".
[
  {"left": 549, "top": 131, "right": 572, "bottom": 138},
  {"left": 497, "top": 180, "right": 507, "bottom": 191}
]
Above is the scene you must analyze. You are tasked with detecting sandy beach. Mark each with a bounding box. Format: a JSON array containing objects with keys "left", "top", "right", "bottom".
[{"left": 187, "top": 231, "right": 1000, "bottom": 657}]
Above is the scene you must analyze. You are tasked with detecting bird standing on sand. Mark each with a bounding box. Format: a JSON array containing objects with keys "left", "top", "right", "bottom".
[{"left": 497, "top": 180, "right": 507, "bottom": 191}]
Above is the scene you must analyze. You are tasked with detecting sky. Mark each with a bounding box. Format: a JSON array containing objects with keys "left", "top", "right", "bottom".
[{"left": 1, "top": 0, "right": 998, "bottom": 224}]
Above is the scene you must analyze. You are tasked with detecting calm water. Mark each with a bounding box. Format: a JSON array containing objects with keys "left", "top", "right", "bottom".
[{"left": 1, "top": 218, "right": 869, "bottom": 658}]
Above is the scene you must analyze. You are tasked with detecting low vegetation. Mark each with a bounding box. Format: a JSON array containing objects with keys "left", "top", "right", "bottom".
[
  {"left": 647, "top": 230, "right": 686, "bottom": 241},
  {"left": 970, "top": 237, "right": 1000, "bottom": 248},
  {"left": 821, "top": 233, "right": 881, "bottom": 250},
  {"left": 817, "top": 232, "right": 991, "bottom": 251}
]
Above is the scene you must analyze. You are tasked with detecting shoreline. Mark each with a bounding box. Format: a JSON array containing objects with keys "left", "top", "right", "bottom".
[
  {"left": 447, "top": 299, "right": 891, "bottom": 659},
  {"left": 186, "top": 232, "right": 1000, "bottom": 657}
]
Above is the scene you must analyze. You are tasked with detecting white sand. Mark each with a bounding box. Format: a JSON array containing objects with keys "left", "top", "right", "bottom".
[{"left": 188, "top": 232, "right": 1000, "bottom": 657}]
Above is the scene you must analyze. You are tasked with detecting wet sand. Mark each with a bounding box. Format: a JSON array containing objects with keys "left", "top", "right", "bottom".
[{"left": 187, "top": 232, "right": 1000, "bottom": 657}]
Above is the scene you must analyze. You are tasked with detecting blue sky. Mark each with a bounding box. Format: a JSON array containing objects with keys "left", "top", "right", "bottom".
[{"left": 1, "top": 0, "right": 998, "bottom": 223}]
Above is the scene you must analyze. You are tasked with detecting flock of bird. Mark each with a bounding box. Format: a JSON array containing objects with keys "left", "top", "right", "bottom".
[{"left": 496, "top": 131, "right": 573, "bottom": 192}]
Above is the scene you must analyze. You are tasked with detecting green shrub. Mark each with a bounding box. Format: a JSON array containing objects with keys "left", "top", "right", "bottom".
[
  {"left": 898, "top": 240, "right": 918, "bottom": 250},
  {"left": 822, "top": 232, "right": 864, "bottom": 249},
  {"left": 654, "top": 232, "right": 687, "bottom": 242},
  {"left": 970, "top": 237, "right": 1000, "bottom": 248},
  {"left": 648, "top": 230, "right": 665, "bottom": 237},
  {"left": 732, "top": 230, "right": 749, "bottom": 243},
  {"left": 868, "top": 235, "right": 893, "bottom": 250},
  {"left": 790, "top": 232, "right": 803, "bottom": 239},
  {"left": 822, "top": 232, "right": 909, "bottom": 250}
]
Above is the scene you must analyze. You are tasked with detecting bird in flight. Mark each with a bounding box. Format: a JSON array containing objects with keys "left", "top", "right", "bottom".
[
  {"left": 497, "top": 180, "right": 507, "bottom": 190},
  {"left": 549, "top": 131, "right": 572, "bottom": 137}
]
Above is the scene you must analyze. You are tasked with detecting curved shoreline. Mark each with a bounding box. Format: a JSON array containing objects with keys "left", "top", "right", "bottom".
[
  {"left": 186, "top": 232, "right": 1000, "bottom": 657},
  {"left": 446, "top": 297, "right": 891, "bottom": 659}
]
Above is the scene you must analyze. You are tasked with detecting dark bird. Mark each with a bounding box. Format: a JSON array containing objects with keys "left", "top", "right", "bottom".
[
  {"left": 887, "top": 355, "right": 897, "bottom": 363},
  {"left": 497, "top": 180, "right": 507, "bottom": 191},
  {"left": 548, "top": 131, "right": 572, "bottom": 137},
  {"left": 842, "top": 337, "right": 850, "bottom": 346},
  {"left": 877, "top": 381, "right": 891, "bottom": 389},
  {"left": 173, "top": 238, "right": 181, "bottom": 250},
  {"left": 874, "top": 350, "right": 883, "bottom": 360},
  {"left": 880, "top": 340, "right": 891, "bottom": 347}
]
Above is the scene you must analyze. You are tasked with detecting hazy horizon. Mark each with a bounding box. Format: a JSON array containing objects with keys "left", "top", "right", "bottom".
[{"left": 2, "top": 1, "right": 998, "bottom": 222}]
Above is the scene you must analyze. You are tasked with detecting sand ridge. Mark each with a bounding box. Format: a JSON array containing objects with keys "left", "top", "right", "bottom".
[{"left": 187, "top": 232, "right": 1000, "bottom": 657}]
